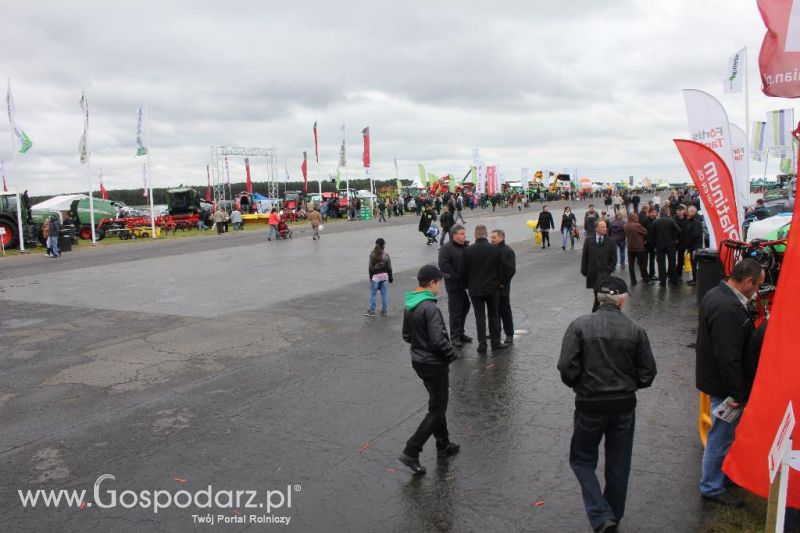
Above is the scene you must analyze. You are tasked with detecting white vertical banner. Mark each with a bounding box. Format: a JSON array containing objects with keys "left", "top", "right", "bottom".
[
  {"left": 730, "top": 124, "right": 750, "bottom": 225},
  {"left": 723, "top": 47, "right": 746, "bottom": 93},
  {"left": 472, "top": 147, "right": 486, "bottom": 194},
  {"left": 683, "top": 89, "right": 738, "bottom": 247}
]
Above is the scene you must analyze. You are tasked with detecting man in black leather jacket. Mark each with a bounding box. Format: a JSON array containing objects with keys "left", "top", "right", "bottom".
[
  {"left": 399, "top": 265, "right": 459, "bottom": 475},
  {"left": 491, "top": 229, "right": 516, "bottom": 344},
  {"left": 438, "top": 225, "right": 471, "bottom": 347},
  {"left": 558, "top": 277, "right": 656, "bottom": 533},
  {"left": 464, "top": 224, "right": 507, "bottom": 353}
]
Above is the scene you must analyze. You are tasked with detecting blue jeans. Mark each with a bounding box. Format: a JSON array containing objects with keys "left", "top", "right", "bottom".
[
  {"left": 48, "top": 235, "right": 59, "bottom": 256},
  {"left": 562, "top": 227, "right": 575, "bottom": 249},
  {"left": 268, "top": 224, "right": 279, "bottom": 240},
  {"left": 369, "top": 280, "right": 388, "bottom": 312},
  {"left": 569, "top": 408, "right": 635, "bottom": 530},
  {"left": 616, "top": 239, "right": 626, "bottom": 267},
  {"left": 700, "top": 396, "right": 739, "bottom": 496}
]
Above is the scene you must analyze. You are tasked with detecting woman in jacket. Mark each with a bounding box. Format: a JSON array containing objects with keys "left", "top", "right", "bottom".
[
  {"left": 560, "top": 207, "right": 578, "bottom": 250},
  {"left": 365, "top": 238, "right": 393, "bottom": 317}
]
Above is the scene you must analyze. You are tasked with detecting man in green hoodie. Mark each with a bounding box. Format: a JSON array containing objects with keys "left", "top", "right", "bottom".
[{"left": 399, "top": 265, "right": 460, "bottom": 475}]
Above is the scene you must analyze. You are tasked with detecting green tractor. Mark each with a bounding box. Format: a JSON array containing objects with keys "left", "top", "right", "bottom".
[
  {"left": 0, "top": 192, "right": 58, "bottom": 249},
  {"left": 67, "top": 197, "right": 120, "bottom": 240}
]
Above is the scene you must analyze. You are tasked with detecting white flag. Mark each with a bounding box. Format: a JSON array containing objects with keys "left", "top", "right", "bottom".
[
  {"left": 136, "top": 105, "right": 147, "bottom": 156},
  {"left": 142, "top": 163, "right": 149, "bottom": 198},
  {"left": 723, "top": 48, "right": 746, "bottom": 94},
  {"left": 6, "top": 80, "right": 32, "bottom": 154},
  {"left": 79, "top": 92, "right": 89, "bottom": 164}
]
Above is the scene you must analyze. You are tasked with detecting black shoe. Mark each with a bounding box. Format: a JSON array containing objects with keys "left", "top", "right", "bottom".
[
  {"left": 631, "top": 279, "right": 637, "bottom": 286},
  {"left": 452, "top": 338, "right": 464, "bottom": 348},
  {"left": 659, "top": 282, "right": 666, "bottom": 287},
  {"left": 461, "top": 335, "right": 473, "bottom": 343},
  {"left": 491, "top": 343, "right": 509, "bottom": 351},
  {"left": 477, "top": 344, "right": 487, "bottom": 354},
  {"left": 595, "top": 518, "right": 619, "bottom": 533},
  {"left": 437, "top": 442, "right": 460, "bottom": 458},
  {"left": 702, "top": 491, "right": 744, "bottom": 507},
  {"left": 643, "top": 277, "right": 652, "bottom": 284},
  {"left": 398, "top": 454, "right": 426, "bottom": 475},
  {"left": 687, "top": 279, "right": 697, "bottom": 286},
  {"left": 503, "top": 336, "right": 514, "bottom": 344}
]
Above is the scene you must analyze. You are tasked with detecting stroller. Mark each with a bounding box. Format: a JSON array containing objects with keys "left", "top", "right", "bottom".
[
  {"left": 425, "top": 224, "right": 439, "bottom": 245},
  {"left": 277, "top": 217, "right": 293, "bottom": 239}
]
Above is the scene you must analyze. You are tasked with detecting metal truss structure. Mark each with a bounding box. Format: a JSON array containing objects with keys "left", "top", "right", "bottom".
[{"left": 210, "top": 146, "right": 277, "bottom": 206}]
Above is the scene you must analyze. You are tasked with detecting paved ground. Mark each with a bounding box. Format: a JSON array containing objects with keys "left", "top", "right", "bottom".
[{"left": 0, "top": 201, "right": 707, "bottom": 532}]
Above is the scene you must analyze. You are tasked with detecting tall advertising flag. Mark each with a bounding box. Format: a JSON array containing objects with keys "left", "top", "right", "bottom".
[
  {"left": 1, "top": 161, "right": 7, "bottom": 192},
  {"left": 724, "top": 48, "right": 746, "bottom": 93},
  {"left": 79, "top": 93, "right": 89, "bottom": 164},
  {"left": 673, "top": 139, "right": 741, "bottom": 245},
  {"left": 722, "top": 195, "right": 800, "bottom": 508},
  {"left": 135, "top": 105, "right": 147, "bottom": 156},
  {"left": 758, "top": 0, "right": 800, "bottom": 97},
  {"left": 751, "top": 120, "right": 768, "bottom": 161},
  {"left": 486, "top": 166, "right": 497, "bottom": 196},
  {"left": 99, "top": 171, "right": 108, "bottom": 200},
  {"left": 6, "top": 80, "right": 32, "bottom": 154},
  {"left": 361, "top": 127, "right": 370, "bottom": 168},
  {"left": 206, "top": 164, "right": 212, "bottom": 202},
  {"left": 313, "top": 121, "right": 319, "bottom": 163},
  {"left": 730, "top": 124, "right": 749, "bottom": 224},
  {"left": 338, "top": 124, "right": 346, "bottom": 168},
  {"left": 767, "top": 108, "right": 794, "bottom": 157},
  {"left": 301, "top": 151, "right": 308, "bottom": 193},
  {"left": 244, "top": 157, "right": 253, "bottom": 194},
  {"left": 142, "top": 163, "right": 149, "bottom": 198},
  {"left": 417, "top": 164, "right": 426, "bottom": 187}
]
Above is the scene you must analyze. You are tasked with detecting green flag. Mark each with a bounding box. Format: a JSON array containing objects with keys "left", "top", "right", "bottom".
[
  {"left": 335, "top": 168, "right": 341, "bottom": 191},
  {"left": 427, "top": 172, "right": 439, "bottom": 186},
  {"left": 417, "top": 164, "right": 426, "bottom": 186}
]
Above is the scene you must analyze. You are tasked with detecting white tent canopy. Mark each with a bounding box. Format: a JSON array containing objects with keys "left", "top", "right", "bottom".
[
  {"left": 32, "top": 194, "right": 88, "bottom": 211},
  {"left": 356, "top": 189, "right": 376, "bottom": 199}
]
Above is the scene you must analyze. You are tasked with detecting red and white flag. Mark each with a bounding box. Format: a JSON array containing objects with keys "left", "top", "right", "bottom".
[
  {"left": 301, "top": 151, "right": 308, "bottom": 193},
  {"left": 758, "top": 0, "right": 800, "bottom": 97},
  {"left": 362, "top": 127, "right": 370, "bottom": 168},
  {"left": 99, "top": 171, "right": 108, "bottom": 200},
  {"left": 205, "top": 164, "right": 212, "bottom": 202},
  {"left": 313, "top": 121, "right": 319, "bottom": 164},
  {"left": 245, "top": 157, "right": 253, "bottom": 194}
]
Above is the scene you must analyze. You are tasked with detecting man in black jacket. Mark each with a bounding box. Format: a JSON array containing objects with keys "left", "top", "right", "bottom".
[
  {"left": 558, "top": 277, "right": 656, "bottom": 533},
  {"left": 438, "top": 225, "right": 472, "bottom": 347},
  {"left": 537, "top": 205, "right": 555, "bottom": 249},
  {"left": 439, "top": 206, "right": 455, "bottom": 246},
  {"left": 464, "top": 225, "right": 507, "bottom": 353},
  {"left": 651, "top": 205, "right": 681, "bottom": 286},
  {"left": 491, "top": 229, "right": 516, "bottom": 344},
  {"left": 673, "top": 204, "right": 688, "bottom": 281},
  {"left": 399, "top": 265, "right": 459, "bottom": 474},
  {"left": 696, "top": 259, "right": 763, "bottom": 506},
  {"left": 684, "top": 206, "right": 704, "bottom": 285},
  {"left": 580, "top": 220, "right": 618, "bottom": 312}
]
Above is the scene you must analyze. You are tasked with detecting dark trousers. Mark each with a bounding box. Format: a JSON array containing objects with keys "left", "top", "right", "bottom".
[
  {"left": 541, "top": 230, "right": 551, "bottom": 247},
  {"left": 499, "top": 291, "right": 513, "bottom": 337},
  {"left": 675, "top": 247, "right": 686, "bottom": 279},
  {"left": 440, "top": 228, "right": 451, "bottom": 246},
  {"left": 646, "top": 246, "right": 657, "bottom": 278},
  {"left": 447, "top": 290, "right": 471, "bottom": 340},
  {"left": 404, "top": 362, "right": 449, "bottom": 458},
  {"left": 470, "top": 291, "right": 501, "bottom": 347},
  {"left": 656, "top": 245, "right": 677, "bottom": 283},
  {"left": 570, "top": 409, "right": 636, "bottom": 530},
  {"left": 627, "top": 250, "right": 647, "bottom": 283}
]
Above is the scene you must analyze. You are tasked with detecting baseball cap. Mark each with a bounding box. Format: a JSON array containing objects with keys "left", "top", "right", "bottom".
[
  {"left": 598, "top": 277, "right": 628, "bottom": 295},
  {"left": 417, "top": 264, "right": 444, "bottom": 285}
]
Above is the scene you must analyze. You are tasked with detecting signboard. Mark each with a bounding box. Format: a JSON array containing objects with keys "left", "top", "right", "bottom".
[{"left": 769, "top": 402, "right": 795, "bottom": 483}]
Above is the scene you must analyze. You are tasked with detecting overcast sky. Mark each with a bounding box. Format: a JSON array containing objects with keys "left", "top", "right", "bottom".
[{"left": 0, "top": 0, "right": 793, "bottom": 195}]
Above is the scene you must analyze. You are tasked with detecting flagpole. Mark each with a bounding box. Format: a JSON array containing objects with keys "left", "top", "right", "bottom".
[
  {"left": 8, "top": 122, "right": 25, "bottom": 253},
  {"left": 83, "top": 93, "right": 97, "bottom": 245},
  {"left": 145, "top": 103, "right": 156, "bottom": 238},
  {"left": 745, "top": 46, "right": 751, "bottom": 195},
  {"left": 344, "top": 124, "right": 349, "bottom": 202}
]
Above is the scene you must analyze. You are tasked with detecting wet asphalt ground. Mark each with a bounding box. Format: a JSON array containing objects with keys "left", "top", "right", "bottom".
[{"left": 0, "top": 201, "right": 707, "bottom": 532}]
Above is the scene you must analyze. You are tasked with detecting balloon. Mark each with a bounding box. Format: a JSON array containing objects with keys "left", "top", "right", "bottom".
[{"left": 526, "top": 220, "right": 536, "bottom": 229}]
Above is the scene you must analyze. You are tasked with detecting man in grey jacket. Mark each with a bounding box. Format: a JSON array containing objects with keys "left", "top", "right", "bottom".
[{"left": 558, "top": 277, "right": 657, "bottom": 533}]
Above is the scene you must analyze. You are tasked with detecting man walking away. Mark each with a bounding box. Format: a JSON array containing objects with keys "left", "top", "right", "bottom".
[
  {"left": 584, "top": 204, "right": 599, "bottom": 240},
  {"left": 399, "top": 265, "right": 459, "bottom": 474},
  {"left": 378, "top": 199, "right": 387, "bottom": 222},
  {"left": 464, "top": 225, "right": 507, "bottom": 354},
  {"left": 696, "top": 259, "right": 763, "bottom": 507},
  {"left": 537, "top": 205, "right": 555, "bottom": 249},
  {"left": 439, "top": 225, "right": 471, "bottom": 347},
  {"left": 230, "top": 208, "right": 242, "bottom": 232},
  {"left": 580, "top": 220, "right": 617, "bottom": 312},
  {"left": 623, "top": 213, "right": 649, "bottom": 285},
  {"left": 651, "top": 206, "right": 681, "bottom": 287},
  {"left": 674, "top": 205, "right": 688, "bottom": 281},
  {"left": 643, "top": 208, "right": 658, "bottom": 281},
  {"left": 491, "top": 229, "right": 516, "bottom": 344},
  {"left": 558, "top": 277, "right": 656, "bottom": 533},
  {"left": 684, "top": 206, "right": 703, "bottom": 285},
  {"left": 455, "top": 194, "right": 465, "bottom": 223},
  {"left": 308, "top": 207, "right": 323, "bottom": 240},
  {"left": 439, "top": 206, "right": 455, "bottom": 246}
]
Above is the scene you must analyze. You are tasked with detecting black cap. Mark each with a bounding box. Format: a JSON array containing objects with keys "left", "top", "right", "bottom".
[
  {"left": 598, "top": 276, "right": 628, "bottom": 295},
  {"left": 417, "top": 264, "right": 443, "bottom": 285}
]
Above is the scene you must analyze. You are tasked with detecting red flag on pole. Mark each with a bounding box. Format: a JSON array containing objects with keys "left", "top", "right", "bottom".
[
  {"left": 301, "top": 151, "right": 308, "bottom": 193},
  {"left": 205, "top": 164, "right": 212, "bottom": 202},
  {"left": 723, "top": 176, "right": 800, "bottom": 507},
  {"left": 245, "top": 157, "right": 253, "bottom": 194},
  {"left": 362, "top": 127, "right": 370, "bottom": 168},
  {"left": 758, "top": 0, "right": 800, "bottom": 97},
  {"left": 313, "top": 121, "right": 319, "bottom": 164},
  {"left": 673, "top": 140, "right": 742, "bottom": 244},
  {"left": 99, "top": 174, "right": 108, "bottom": 200}
]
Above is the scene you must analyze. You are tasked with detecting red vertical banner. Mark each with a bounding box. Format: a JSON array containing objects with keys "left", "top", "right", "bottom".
[
  {"left": 301, "top": 151, "right": 308, "bottom": 193},
  {"left": 486, "top": 165, "right": 497, "bottom": 195},
  {"left": 313, "top": 121, "right": 319, "bottom": 164},
  {"left": 758, "top": 0, "right": 800, "bottom": 97},
  {"left": 205, "top": 164, "right": 212, "bottom": 202},
  {"left": 99, "top": 177, "right": 109, "bottom": 200},
  {"left": 245, "top": 157, "right": 253, "bottom": 194},
  {"left": 673, "top": 140, "right": 741, "bottom": 244},
  {"left": 362, "top": 127, "right": 370, "bottom": 168}
]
